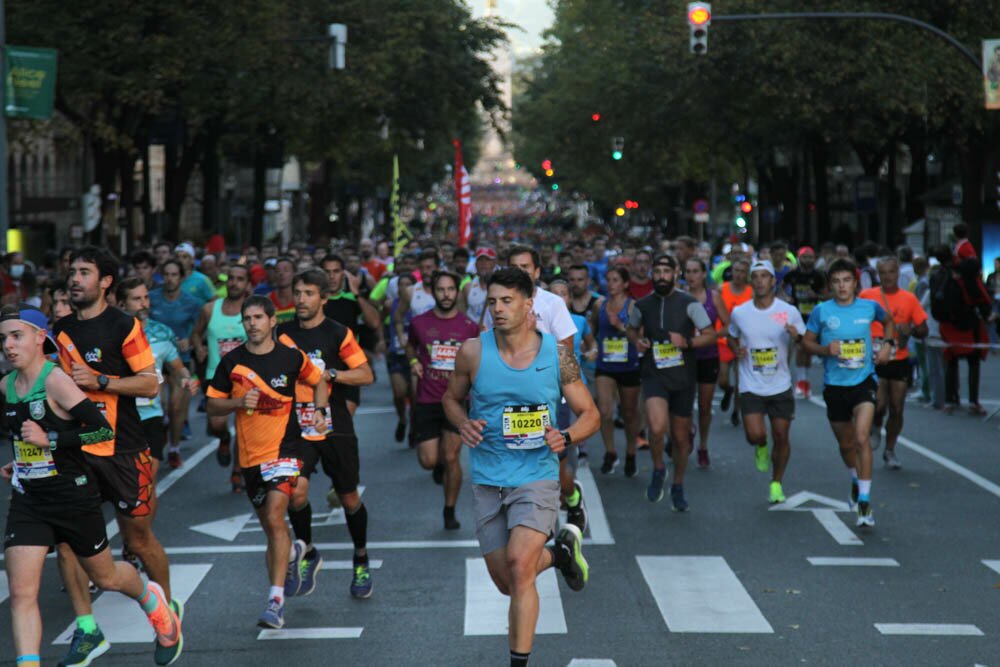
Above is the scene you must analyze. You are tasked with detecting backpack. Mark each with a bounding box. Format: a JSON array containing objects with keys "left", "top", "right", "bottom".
[{"left": 930, "top": 268, "right": 978, "bottom": 330}]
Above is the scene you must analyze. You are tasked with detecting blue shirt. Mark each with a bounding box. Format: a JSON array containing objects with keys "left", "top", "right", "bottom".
[
  {"left": 806, "top": 298, "right": 887, "bottom": 387},
  {"left": 469, "top": 330, "right": 561, "bottom": 488},
  {"left": 182, "top": 270, "right": 216, "bottom": 304},
  {"left": 149, "top": 289, "right": 203, "bottom": 359},
  {"left": 570, "top": 313, "right": 590, "bottom": 386},
  {"left": 136, "top": 319, "right": 179, "bottom": 420}
]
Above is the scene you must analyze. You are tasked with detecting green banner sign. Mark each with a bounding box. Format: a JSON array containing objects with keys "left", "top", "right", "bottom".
[{"left": 4, "top": 46, "right": 58, "bottom": 120}]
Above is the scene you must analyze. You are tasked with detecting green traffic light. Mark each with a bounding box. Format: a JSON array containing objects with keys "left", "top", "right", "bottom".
[
  {"left": 736, "top": 217, "right": 747, "bottom": 228},
  {"left": 612, "top": 151, "right": 623, "bottom": 161},
  {"left": 551, "top": 183, "right": 559, "bottom": 191}
]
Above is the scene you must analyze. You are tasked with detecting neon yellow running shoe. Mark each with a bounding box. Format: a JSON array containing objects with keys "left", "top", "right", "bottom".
[{"left": 769, "top": 481, "right": 785, "bottom": 504}]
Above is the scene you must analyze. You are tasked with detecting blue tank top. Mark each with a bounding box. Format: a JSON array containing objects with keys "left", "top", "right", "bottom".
[
  {"left": 469, "top": 330, "right": 561, "bottom": 488},
  {"left": 596, "top": 298, "right": 639, "bottom": 372}
]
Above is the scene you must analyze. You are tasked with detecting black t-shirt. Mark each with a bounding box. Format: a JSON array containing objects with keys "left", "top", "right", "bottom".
[
  {"left": 783, "top": 269, "right": 826, "bottom": 317},
  {"left": 277, "top": 318, "right": 367, "bottom": 436}
]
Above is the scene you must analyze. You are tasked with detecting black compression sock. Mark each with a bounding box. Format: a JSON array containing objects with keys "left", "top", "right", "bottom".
[
  {"left": 346, "top": 503, "right": 368, "bottom": 551},
  {"left": 510, "top": 650, "right": 530, "bottom": 666},
  {"left": 288, "top": 502, "right": 313, "bottom": 546}
]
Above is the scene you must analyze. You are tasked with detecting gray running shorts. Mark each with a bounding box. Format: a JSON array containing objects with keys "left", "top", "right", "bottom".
[{"left": 472, "top": 479, "right": 560, "bottom": 555}]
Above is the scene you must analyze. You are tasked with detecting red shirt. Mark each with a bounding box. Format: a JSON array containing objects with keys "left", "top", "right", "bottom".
[
  {"left": 363, "top": 259, "right": 386, "bottom": 282},
  {"left": 955, "top": 238, "right": 976, "bottom": 262},
  {"left": 629, "top": 279, "right": 653, "bottom": 300}
]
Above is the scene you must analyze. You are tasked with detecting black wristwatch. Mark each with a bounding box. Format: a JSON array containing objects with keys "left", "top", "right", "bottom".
[
  {"left": 329, "top": 368, "right": 338, "bottom": 382},
  {"left": 97, "top": 374, "right": 110, "bottom": 390},
  {"left": 47, "top": 430, "right": 59, "bottom": 451},
  {"left": 560, "top": 429, "right": 572, "bottom": 446}
]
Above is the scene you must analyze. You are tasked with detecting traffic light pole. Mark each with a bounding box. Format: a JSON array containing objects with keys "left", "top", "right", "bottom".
[{"left": 710, "top": 12, "right": 981, "bottom": 71}]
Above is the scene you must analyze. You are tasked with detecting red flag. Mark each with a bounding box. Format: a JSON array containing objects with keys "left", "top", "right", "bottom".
[{"left": 453, "top": 139, "right": 472, "bottom": 247}]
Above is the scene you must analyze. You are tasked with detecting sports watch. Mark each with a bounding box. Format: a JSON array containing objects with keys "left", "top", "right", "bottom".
[
  {"left": 560, "top": 430, "right": 573, "bottom": 446},
  {"left": 47, "top": 431, "right": 59, "bottom": 451},
  {"left": 97, "top": 374, "right": 110, "bottom": 390}
]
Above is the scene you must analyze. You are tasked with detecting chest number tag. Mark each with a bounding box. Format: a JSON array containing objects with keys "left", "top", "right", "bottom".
[
  {"left": 13, "top": 438, "right": 57, "bottom": 479},
  {"left": 750, "top": 347, "right": 778, "bottom": 376},
  {"left": 429, "top": 343, "right": 459, "bottom": 371},
  {"left": 218, "top": 337, "right": 243, "bottom": 357},
  {"left": 653, "top": 342, "right": 683, "bottom": 369},
  {"left": 602, "top": 337, "right": 628, "bottom": 363},
  {"left": 260, "top": 457, "right": 300, "bottom": 482},
  {"left": 838, "top": 339, "right": 866, "bottom": 370},
  {"left": 502, "top": 404, "right": 551, "bottom": 450},
  {"left": 296, "top": 402, "right": 331, "bottom": 437}
]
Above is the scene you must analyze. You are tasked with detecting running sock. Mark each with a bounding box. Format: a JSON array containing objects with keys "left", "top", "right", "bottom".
[
  {"left": 565, "top": 487, "right": 581, "bottom": 508},
  {"left": 510, "top": 650, "right": 530, "bottom": 667},
  {"left": 269, "top": 585, "right": 284, "bottom": 605},
  {"left": 288, "top": 502, "right": 313, "bottom": 546},
  {"left": 346, "top": 503, "right": 368, "bottom": 551},
  {"left": 136, "top": 583, "right": 160, "bottom": 614},
  {"left": 76, "top": 614, "right": 98, "bottom": 634},
  {"left": 858, "top": 479, "right": 872, "bottom": 502},
  {"left": 16, "top": 656, "right": 40, "bottom": 666}
]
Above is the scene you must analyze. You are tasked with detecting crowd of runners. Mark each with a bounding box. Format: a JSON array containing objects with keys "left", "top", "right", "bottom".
[{"left": 2, "top": 224, "right": 995, "bottom": 666}]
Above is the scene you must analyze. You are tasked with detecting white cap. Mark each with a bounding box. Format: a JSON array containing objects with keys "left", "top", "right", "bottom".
[
  {"left": 750, "top": 259, "right": 775, "bottom": 277},
  {"left": 174, "top": 242, "right": 196, "bottom": 258}
]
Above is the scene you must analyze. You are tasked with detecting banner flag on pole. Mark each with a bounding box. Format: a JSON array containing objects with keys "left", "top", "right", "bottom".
[
  {"left": 391, "top": 154, "right": 412, "bottom": 256},
  {"left": 453, "top": 139, "right": 472, "bottom": 247}
]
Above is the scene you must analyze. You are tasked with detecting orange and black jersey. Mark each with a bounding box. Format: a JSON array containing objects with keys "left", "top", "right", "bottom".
[
  {"left": 277, "top": 318, "right": 367, "bottom": 438},
  {"left": 53, "top": 306, "right": 155, "bottom": 456},
  {"left": 206, "top": 343, "right": 323, "bottom": 468}
]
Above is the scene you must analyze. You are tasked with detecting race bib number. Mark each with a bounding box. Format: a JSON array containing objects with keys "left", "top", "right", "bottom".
[
  {"left": 218, "top": 337, "right": 243, "bottom": 357},
  {"left": 13, "top": 438, "right": 57, "bottom": 480},
  {"left": 602, "top": 337, "right": 628, "bottom": 363},
  {"left": 502, "top": 404, "right": 551, "bottom": 450},
  {"left": 838, "top": 339, "right": 866, "bottom": 370},
  {"left": 429, "top": 342, "right": 459, "bottom": 371},
  {"left": 653, "top": 342, "right": 684, "bottom": 369},
  {"left": 260, "top": 457, "right": 300, "bottom": 482},
  {"left": 296, "top": 402, "right": 331, "bottom": 438},
  {"left": 751, "top": 347, "right": 778, "bottom": 376},
  {"left": 799, "top": 301, "right": 816, "bottom": 316}
]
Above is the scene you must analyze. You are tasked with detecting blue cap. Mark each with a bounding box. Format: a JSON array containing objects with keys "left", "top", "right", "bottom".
[{"left": 1, "top": 305, "right": 57, "bottom": 354}]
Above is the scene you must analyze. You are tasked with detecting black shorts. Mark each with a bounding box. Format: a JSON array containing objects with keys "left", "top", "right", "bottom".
[
  {"left": 411, "top": 403, "right": 459, "bottom": 443},
  {"left": 84, "top": 449, "right": 155, "bottom": 518},
  {"left": 823, "top": 377, "right": 878, "bottom": 423},
  {"left": 740, "top": 389, "right": 795, "bottom": 421},
  {"left": 386, "top": 353, "right": 411, "bottom": 378},
  {"left": 641, "top": 375, "right": 696, "bottom": 418},
  {"left": 4, "top": 493, "right": 109, "bottom": 558},
  {"left": 141, "top": 417, "right": 166, "bottom": 461},
  {"left": 696, "top": 357, "right": 720, "bottom": 385},
  {"left": 242, "top": 459, "right": 300, "bottom": 509},
  {"left": 595, "top": 368, "right": 641, "bottom": 387},
  {"left": 295, "top": 433, "right": 361, "bottom": 494},
  {"left": 875, "top": 359, "right": 911, "bottom": 382}
]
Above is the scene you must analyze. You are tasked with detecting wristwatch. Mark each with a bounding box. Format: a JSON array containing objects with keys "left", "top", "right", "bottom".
[
  {"left": 560, "top": 430, "right": 573, "bottom": 446},
  {"left": 47, "top": 430, "right": 59, "bottom": 451},
  {"left": 97, "top": 374, "right": 110, "bottom": 390},
  {"left": 329, "top": 368, "right": 338, "bottom": 382}
]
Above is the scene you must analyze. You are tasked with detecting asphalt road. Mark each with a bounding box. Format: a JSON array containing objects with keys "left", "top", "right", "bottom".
[{"left": 2, "top": 360, "right": 1000, "bottom": 666}]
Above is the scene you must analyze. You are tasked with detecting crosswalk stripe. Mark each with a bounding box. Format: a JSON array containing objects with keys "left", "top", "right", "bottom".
[
  {"left": 0, "top": 572, "right": 7, "bottom": 605},
  {"left": 566, "top": 660, "right": 617, "bottom": 666},
  {"left": 875, "top": 623, "right": 983, "bottom": 636},
  {"left": 576, "top": 465, "right": 614, "bottom": 545},
  {"left": 53, "top": 564, "right": 212, "bottom": 645},
  {"left": 258, "top": 628, "right": 364, "bottom": 640},
  {"left": 463, "top": 557, "right": 566, "bottom": 636},
  {"left": 807, "top": 557, "right": 898, "bottom": 567},
  {"left": 320, "top": 559, "right": 384, "bottom": 570},
  {"left": 981, "top": 559, "right": 1000, "bottom": 575},
  {"left": 636, "top": 556, "right": 773, "bottom": 634}
]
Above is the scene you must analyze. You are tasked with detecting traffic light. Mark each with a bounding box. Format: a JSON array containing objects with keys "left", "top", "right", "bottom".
[
  {"left": 591, "top": 113, "right": 601, "bottom": 122},
  {"left": 551, "top": 183, "right": 560, "bottom": 191},
  {"left": 615, "top": 207, "right": 626, "bottom": 217},
  {"left": 545, "top": 169, "right": 554, "bottom": 177},
  {"left": 541, "top": 159, "right": 552, "bottom": 171},
  {"left": 611, "top": 136, "right": 624, "bottom": 161},
  {"left": 740, "top": 201, "right": 753, "bottom": 214},
  {"left": 625, "top": 200, "right": 639, "bottom": 209},
  {"left": 687, "top": 2, "right": 711, "bottom": 54}
]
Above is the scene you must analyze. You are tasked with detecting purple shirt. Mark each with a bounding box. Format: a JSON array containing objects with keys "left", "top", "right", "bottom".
[{"left": 409, "top": 310, "right": 480, "bottom": 404}]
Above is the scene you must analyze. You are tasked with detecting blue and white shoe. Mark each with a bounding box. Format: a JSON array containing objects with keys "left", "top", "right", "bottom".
[
  {"left": 257, "top": 598, "right": 285, "bottom": 629},
  {"left": 299, "top": 548, "right": 323, "bottom": 596},
  {"left": 284, "top": 539, "right": 306, "bottom": 597},
  {"left": 350, "top": 563, "right": 374, "bottom": 599},
  {"left": 646, "top": 467, "right": 667, "bottom": 503}
]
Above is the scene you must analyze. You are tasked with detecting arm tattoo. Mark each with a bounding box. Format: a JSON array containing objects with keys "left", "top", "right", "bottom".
[{"left": 558, "top": 342, "right": 582, "bottom": 385}]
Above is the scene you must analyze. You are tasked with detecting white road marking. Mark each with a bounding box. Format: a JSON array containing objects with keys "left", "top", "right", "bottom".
[
  {"left": 981, "top": 559, "right": 1000, "bottom": 575},
  {"left": 636, "top": 556, "right": 773, "bottom": 634},
  {"left": 107, "top": 440, "right": 219, "bottom": 541},
  {"left": 574, "top": 464, "right": 614, "bottom": 545},
  {"left": 464, "top": 557, "right": 566, "bottom": 636},
  {"left": 768, "top": 490, "right": 850, "bottom": 513},
  {"left": 0, "top": 572, "right": 7, "bottom": 604},
  {"left": 258, "top": 627, "right": 364, "bottom": 640},
  {"left": 808, "top": 396, "right": 1000, "bottom": 500},
  {"left": 320, "top": 559, "right": 383, "bottom": 570},
  {"left": 807, "top": 557, "right": 898, "bottom": 567},
  {"left": 875, "top": 623, "right": 984, "bottom": 636},
  {"left": 567, "top": 661, "right": 617, "bottom": 667},
  {"left": 53, "top": 564, "right": 212, "bottom": 644},
  {"left": 190, "top": 513, "right": 254, "bottom": 541},
  {"left": 355, "top": 406, "right": 398, "bottom": 415},
  {"left": 811, "top": 509, "right": 863, "bottom": 546}
]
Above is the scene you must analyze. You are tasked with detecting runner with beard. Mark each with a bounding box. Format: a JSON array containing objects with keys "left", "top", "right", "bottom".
[
  {"left": 783, "top": 247, "right": 827, "bottom": 398},
  {"left": 407, "top": 271, "right": 480, "bottom": 530},
  {"left": 628, "top": 254, "right": 717, "bottom": 512}
]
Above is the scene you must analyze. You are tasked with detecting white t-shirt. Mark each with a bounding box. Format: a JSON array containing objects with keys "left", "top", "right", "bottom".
[
  {"left": 728, "top": 299, "right": 806, "bottom": 396},
  {"left": 409, "top": 282, "right": 436, "bottom": 317},
  {"left": 482, "top": 286, "right": 578, "bottom": 342}
]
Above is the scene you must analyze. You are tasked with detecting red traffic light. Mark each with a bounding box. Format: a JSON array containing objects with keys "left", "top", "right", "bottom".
[
  {"left": 688, "top": 4, "right": 711, "bottom": 25},
  {"left": 739, "top": 201, "right": 753, "bottom": 214},
  {"left": 624, "top": 200, "right": 639, "bottom": 209},
  {"left": 591, "top": 113, "right": 601, "bottom": 122},
  {"left": 541, "top": 159, "right": 552, "bottom": 171}
]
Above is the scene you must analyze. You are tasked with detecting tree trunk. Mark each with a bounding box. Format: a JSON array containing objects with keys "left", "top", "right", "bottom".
[
  {"left": 251, "top": 149, "right": 267, "bottom": 249},
  {"left": 118, "top": 151, "right": 136, "bottom": 251},
  {"left": 811, "top": 137, "right": 830, "bottom": 248},
  {"left": 201, "top": 128, "right": 220, "bottom": 234},
  {"left": 164, "top": 130, "right": 207, "bottom": 242}
]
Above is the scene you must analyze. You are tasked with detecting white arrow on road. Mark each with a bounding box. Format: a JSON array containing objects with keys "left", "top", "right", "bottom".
[
  {"left": 768, "top": 490, "right": 850, "bottom": 513},
  {"left": 190, "top": 513, "right": 254, "bottom": 541}
]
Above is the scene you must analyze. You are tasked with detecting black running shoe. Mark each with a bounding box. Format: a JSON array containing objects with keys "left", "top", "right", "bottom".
[
  {"left": 565, "top": 480, "right": 587, "bottom": 533},
  {"left": 721, "top": 387, "right": 734, "bottom": 411},
  {"left": 624, "top": 455, "right": 637, "bottom": 478},
  {"left": 443, "top": 507, "right": 461, "bottom": 530},
  {"left": 600, "top": 452, "right": 619, "bottom": 474},
  {"left": 394, "top": 421, "right": 406, "bottom": 443}
]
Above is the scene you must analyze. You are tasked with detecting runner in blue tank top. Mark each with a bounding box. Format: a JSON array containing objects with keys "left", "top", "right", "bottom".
[
  {"left": 802, "top": 258, "right": 894, "bottom": 529},
  {"left": 443, "top": 268, "right": 599, "bottom": 667}
]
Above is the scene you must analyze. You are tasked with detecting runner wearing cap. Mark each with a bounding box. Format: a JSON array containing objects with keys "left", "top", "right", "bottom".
[
  {"left": 727, "top": 261, "right": 806, "bottom": 503},
  {"left": 859, "top": 256, "right": 928, "bottom": 470},
  {"left": 801, "top": 258, "right": 894, "bottom": 528},
  {"left": 1, "top": 305, "right": 183, "bottom": 667},
  {"left": 460, "top": 247, "right": 497, "bottom": 328},
  {"left": 173, "top": 242, "right": 215, "bottom": 305},
  {"left": 628, "top": 253, "right": 717, "bottom": 512},
  {"left": 783, "top": 247, "right": 827, "bottom": 398}
]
